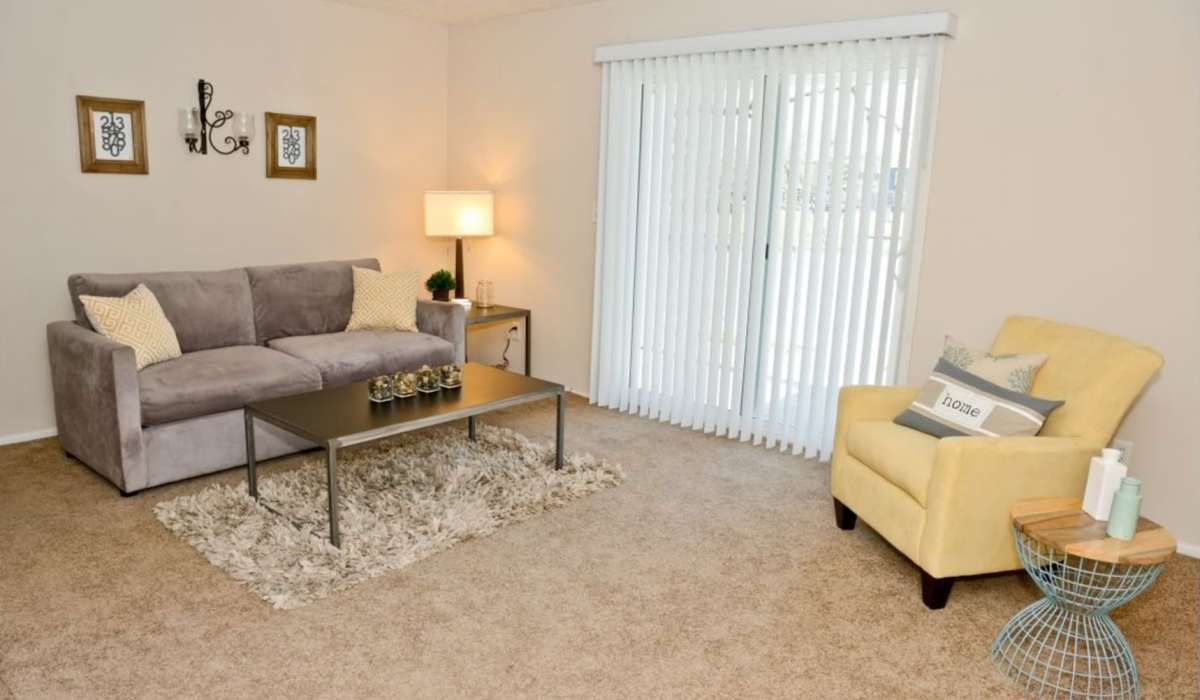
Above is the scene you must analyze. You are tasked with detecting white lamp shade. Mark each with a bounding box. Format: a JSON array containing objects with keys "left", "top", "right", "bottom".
[{"left": 424, "top": 191, "right": 494, "bottom": 238}]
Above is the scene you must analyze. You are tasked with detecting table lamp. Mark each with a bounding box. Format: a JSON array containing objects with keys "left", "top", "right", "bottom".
[{"left": 424, "top": 191, "right": 494, "bottom": 300}]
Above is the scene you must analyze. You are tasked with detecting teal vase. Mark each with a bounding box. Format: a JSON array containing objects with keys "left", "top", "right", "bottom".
[{"left": 1105, "top": 477, "right": 1142, "bottom": 540}]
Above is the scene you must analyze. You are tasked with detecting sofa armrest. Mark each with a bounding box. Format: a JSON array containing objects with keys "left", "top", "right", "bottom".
[
  {"left": 920, "top": 436, "right": 1100, "bottom": 577},
  {"left": 416, "top": 300, "right": 466, "bottom": 363},
  {"left": 47, "top": 321, "right": 146, "bottom": 493}
]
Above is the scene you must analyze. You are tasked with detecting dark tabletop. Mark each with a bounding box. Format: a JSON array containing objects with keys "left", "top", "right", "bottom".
[
  {"left": 248, "top": 362, "right": 562, "bottom": 444},
  {"left": 464, "top": 304, "right": 529, "bottom": 325}
]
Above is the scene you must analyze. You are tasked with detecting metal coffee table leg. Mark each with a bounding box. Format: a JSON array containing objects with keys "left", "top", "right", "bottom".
[
  {"left": 468, "top": 415, "right": 477, "bottom": 441},
  {"left": 555, "top": 392, "right": 564, "bottom": 470},
  {"left": 327, "top": 442, "right": 341, "bottom": 548},
  {"left": 245, "top": 409, "right": 258, "bottom": 499}
]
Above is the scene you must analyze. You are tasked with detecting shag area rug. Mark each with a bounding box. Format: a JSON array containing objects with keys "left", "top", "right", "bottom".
[{"left": 155, "top": 425, "right": 624, "bottom": 609}]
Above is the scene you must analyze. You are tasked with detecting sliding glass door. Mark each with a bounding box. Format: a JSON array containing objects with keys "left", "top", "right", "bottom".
[{"left": 592, "top": 33, "right": 943, "bottom": 459}]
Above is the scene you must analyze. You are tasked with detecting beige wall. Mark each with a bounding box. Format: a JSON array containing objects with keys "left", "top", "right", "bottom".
[
  {"left": 3, "top": 0, "right": 1195, "bottom": 545},
  {"left": 0, "top": 0, "right": 452, "bottom": 440},
  {"left": 445, "top": 0, "right": 1200, "bottom": 544}
]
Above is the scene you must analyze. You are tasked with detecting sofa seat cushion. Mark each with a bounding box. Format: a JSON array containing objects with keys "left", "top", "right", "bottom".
[
  {"left": 846, "top": 420, "right": 939, "bottom": 507},
  {"left": 268, "top": 330, "right": 455, "bottom": 387},
  {"left": 139, "top": 346, "right": 322, "bottom": 426}
]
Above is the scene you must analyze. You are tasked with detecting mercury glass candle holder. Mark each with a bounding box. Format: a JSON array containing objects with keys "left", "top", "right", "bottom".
[
  {"left": 475, "top": 280, "right": 495, "bottom": 308},
  {"left": 416, "top": 365, "right": 440, "bottom": 393},
  {"left": 439, "top": 363, "right": 462, "bottom": 388},
  {"left": 392, "top": 371, "right": 416, "bottom": 398},
  {"left": 367, "top": 375, "right": 394, "bottom": 403}
]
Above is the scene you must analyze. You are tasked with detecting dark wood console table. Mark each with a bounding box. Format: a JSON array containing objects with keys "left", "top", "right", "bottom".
[{"left": 463, "top": 304, "right": 531, "bottom": 376}]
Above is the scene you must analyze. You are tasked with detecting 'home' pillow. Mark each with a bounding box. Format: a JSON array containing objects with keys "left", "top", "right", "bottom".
[
  {"left": 894, "top": 358, "right": 1063, "bottom": 439},
  {"left": 79, "top": 283, "right": 182, "bottom": 370},
  {"left": 345, "top": 266, "right": 420, "bottom": 332}
]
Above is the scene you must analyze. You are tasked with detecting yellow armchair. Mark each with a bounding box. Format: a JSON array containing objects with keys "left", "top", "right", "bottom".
[{"left": 830, "top": 316, "right": 1163, "bottom": 608}]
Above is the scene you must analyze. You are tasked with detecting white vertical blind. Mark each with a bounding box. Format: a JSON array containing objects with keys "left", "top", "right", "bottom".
[{"left": 591, "top": 23, "right": 945, "bottom": 460}]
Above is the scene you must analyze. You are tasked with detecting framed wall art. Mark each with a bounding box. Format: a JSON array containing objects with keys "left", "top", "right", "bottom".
[
  {"left": 265, "top": 112, "right": 317, "bottom": 180},
  {"left": 76, "top": 95, "right": 148, "bottom": 174}
]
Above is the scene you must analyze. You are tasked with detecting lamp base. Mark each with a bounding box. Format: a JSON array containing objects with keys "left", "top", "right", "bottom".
[{"left": 454, "top": 237, "right": 465, "bottom": 299}]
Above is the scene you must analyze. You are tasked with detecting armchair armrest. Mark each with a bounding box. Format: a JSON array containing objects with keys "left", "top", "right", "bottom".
[
  {"left": 920, "top": 436, "right": 1101, "bottom": 577},
  {"left": 416, "top": 300, "right": 466, "bottom": 363},
  {"left": 832, "top": 385, "right": 919, "bottom": 459},
  {"left": 836, "top": 385, "right": 920, "bottom": 422},
  {"left": 47, "top": 321, "right": 146, "bottom": 492}
]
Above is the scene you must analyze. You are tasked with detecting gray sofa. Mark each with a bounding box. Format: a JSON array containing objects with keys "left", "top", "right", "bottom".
[{"left": 46, "top": 258, "right": 465, "bottom": 495}]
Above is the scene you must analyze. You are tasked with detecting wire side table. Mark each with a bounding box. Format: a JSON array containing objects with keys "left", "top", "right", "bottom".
[{"left": 992, "top": 498, "right": 1176, "bottom": 699}]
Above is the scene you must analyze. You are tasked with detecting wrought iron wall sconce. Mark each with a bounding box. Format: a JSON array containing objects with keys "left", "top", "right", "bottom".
[{"left": 180, "top": 79, "right": 253, "bottom": 155}]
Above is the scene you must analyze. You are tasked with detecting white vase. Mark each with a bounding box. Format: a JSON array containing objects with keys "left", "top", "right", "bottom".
[{"left": 1082, "top": 448, "right": 1127, "bottom": 521}]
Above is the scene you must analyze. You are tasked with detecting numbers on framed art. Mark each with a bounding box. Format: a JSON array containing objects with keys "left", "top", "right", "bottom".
[
  {"left": 265, "top": 112, "right": 317, "bottom": 180},
  {"left": 76, "top": 95, "right": 148, "bottom": 174}
]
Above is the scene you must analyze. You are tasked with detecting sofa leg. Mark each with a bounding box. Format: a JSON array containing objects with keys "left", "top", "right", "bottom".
[
  {"left": 921, "top": 571, "right": 954, "bottom": 610},
  {"left": 833, "top": 498, "right": 857, "bottom": 531}
]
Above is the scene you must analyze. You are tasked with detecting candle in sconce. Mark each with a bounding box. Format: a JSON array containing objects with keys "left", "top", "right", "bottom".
[
  {"left": 233, "top": 112, "right": 254, "bottom": 142},
  {"left": 180, "top": 108, "right": 200, "bottom": 138}
]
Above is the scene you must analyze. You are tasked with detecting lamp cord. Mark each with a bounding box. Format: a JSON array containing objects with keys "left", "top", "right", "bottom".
[{"left": 495, "top": 326, "right": 517, "bottom": 371}]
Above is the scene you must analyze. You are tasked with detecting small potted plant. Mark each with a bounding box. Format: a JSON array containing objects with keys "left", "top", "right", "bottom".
[{"left": 425, "top": 269, "right": 455, "bottom": 302}]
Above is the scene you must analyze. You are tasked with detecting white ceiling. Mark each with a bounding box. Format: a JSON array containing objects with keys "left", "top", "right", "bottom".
[{"left": 326, "top": 0, "right": 603, "bottom": 24}]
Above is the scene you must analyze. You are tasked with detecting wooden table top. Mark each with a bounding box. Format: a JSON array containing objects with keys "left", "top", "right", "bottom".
[
  {"left": 1010, "top": 498, "right": 1177, "bottom": 566},
  {"left": 464, "top": 304, "right": 529, "bottom": 325},
  {"left": 247, "top": 363, "right": 561, "bottom": 445}
]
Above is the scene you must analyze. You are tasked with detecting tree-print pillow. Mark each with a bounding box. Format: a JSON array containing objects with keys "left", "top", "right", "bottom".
[{"left": 942, "top": 335, "right": 1047, "bottom": 394}]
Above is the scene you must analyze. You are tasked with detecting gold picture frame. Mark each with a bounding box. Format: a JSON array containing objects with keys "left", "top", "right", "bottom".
[
  {"left": 76, "top": 95, "right": 148, "bottom": 174},
  {"left": 265, "top": 112, "right": 317, "bottom": 179}
]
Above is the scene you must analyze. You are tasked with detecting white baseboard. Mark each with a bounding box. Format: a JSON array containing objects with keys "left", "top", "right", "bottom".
[
  {"left": 1176, "top": 540, "right": 1200, "bottom": 559},
  {"left": 0, "top": 427, "right": 57, "bottom": 447}
]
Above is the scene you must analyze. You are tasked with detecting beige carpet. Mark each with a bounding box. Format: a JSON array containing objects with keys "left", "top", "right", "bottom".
[{"left": 0, "top": 395, "right": 1196, "bottom": 698}]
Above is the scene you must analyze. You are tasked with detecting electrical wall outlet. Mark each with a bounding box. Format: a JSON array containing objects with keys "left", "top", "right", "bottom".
[
  {"left": 1109, "top": 439, "right": 1134, "bottom": 465},
  {"left": 508, "top": 323, "right": 522, "bottom": 343}
]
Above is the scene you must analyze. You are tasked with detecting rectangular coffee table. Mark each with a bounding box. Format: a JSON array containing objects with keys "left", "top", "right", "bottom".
[{"left": 244, "top": 362, "right": 565, "bottom": 547}]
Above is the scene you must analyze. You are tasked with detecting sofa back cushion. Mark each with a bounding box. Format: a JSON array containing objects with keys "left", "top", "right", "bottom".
[
  {"left": 246, "top": 258, "right": 380, "bottom": 344},
  {"left": 69, "top": 268, "right": 255, "bottom": 353}
]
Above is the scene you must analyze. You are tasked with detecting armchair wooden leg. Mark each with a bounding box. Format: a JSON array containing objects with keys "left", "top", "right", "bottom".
[
  {"left": 921, "top": 571, "right": 954, "bottom": 610},
  {"left": 833, "top": 498, "right": 857, "bottom": 531}
]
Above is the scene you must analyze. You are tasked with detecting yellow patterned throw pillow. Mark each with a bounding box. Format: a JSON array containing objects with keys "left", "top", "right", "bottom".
[
  {"left": 79, "top": 284, "right": 182, "bottom": 370},
  {"left": 345, "top": 266, "right": 419, "bottom": 333}
]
